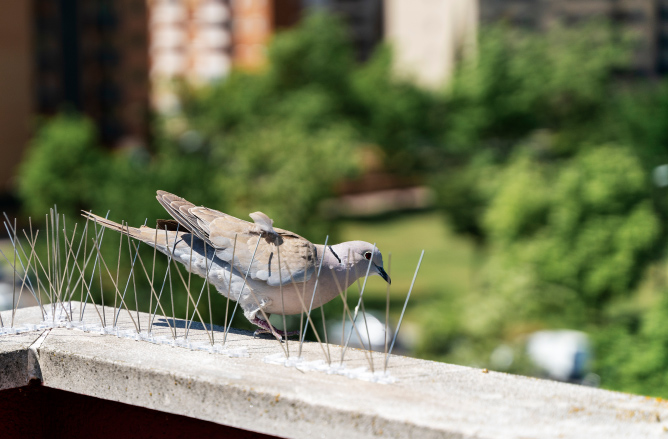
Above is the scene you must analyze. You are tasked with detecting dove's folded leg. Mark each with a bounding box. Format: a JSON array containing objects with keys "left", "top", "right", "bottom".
[{"left": 251, "top": 316, "right": 300, "bottom": 341}]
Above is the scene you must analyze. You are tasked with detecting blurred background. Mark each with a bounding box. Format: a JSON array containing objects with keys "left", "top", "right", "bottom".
[{"left": 3, "top": 0, "right": 668, "bottom": 396}]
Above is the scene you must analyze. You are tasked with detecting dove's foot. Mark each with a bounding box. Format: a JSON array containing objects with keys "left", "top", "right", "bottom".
[
  {"left": 254, "top": 328, "right": 301, "bottom": 338},
  {"left": 251, "top": 318, "right": 299, "bottom": 341}
]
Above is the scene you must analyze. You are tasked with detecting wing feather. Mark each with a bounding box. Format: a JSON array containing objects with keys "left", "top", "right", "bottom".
[{"left": 156, "top": 190, "right": 316, "bottom": 285}]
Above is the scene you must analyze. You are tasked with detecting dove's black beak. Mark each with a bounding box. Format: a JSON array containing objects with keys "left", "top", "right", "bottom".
[{"left": 375, "top": 264, "right": 391, "bottom": 285}]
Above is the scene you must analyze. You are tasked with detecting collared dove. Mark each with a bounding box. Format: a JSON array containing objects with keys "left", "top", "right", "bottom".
[{"left": 82, "top": 191, "right": 390, "bottom": 339}]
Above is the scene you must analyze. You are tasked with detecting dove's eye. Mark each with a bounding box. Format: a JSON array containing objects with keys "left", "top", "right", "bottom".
[{"left": 364, "top": 251, "right": 372, "bottom": 260}]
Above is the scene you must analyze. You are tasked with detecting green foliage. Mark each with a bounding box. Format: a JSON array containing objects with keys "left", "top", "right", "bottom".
[
  {"left": 425, "top": 22, "right": 668, "bottom": 392},
  {"left": 18, "top": 114, "right": 106, "bottom": 217},
  {"left": 17, "top": 115, "right": 215, "bottom": 224},
  {"left": 437, "top": 23, "right": 630, "bottom": 237},
  {"left": 594, "top": 292, "right": 668, "bottom": 397},
  {"left": 182, "top": 13, "right": 442, "bottom": 177},
  {"left": 614, "top": 82, "right": 668, "bottom": 167},
  {"left": 421, "top": 142, "right": 664, "bottom": 373},
  {"left": 173, "top": 13, "right": 370, "bottom": 239},
  {"left": 266, "top": 12, "right": 355, "bottom": 105},
  {"left": 173, "top": 12, "right": 447, "bottom": 236},
  {"left": 209, "top": 121, "right": 358, "bottom": 238},
  {"left": 444, "top": 23, "right": 628, "bottom": 157},
  {"left": 612, "top": 83, "right": 668, "bottom": 222},
  {"left": 482, "top": 144, "right": 659, "bottom": 313},
  {"left": 351, "top": 46, "right": 445, "bottom": 172}
]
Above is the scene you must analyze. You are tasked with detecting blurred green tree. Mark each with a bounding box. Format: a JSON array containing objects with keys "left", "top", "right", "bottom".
[
  {"left": 437, "top": 22, "right": 630, "bottom": 242},
  {"left": 594, "top": 291, "right": 668, "bottom": 397},
  {"left": 418, "top": 143, "right": 663, "bottom": 366},
  {"left": 421, "top": 23, "right": 668, "bottom": 394},
  {"left": 351, "top": 45, "right": 445, "bottom": 173},
  {"left": 18, "top": 114, "right": 106, "bottom": 217},
  {"left": 479, "top": 144, "right": 659, "bottom": 323},
  {"left": 444, "top": 23, "right": 628, "bottom": 156}
]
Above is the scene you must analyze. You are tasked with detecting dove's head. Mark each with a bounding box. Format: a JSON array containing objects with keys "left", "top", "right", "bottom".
[{"left": 335, "top": 241, "right": 391, "bottom": 285}]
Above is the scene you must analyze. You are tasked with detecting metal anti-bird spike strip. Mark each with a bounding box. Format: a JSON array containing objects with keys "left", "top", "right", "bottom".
[
  {"left": 148, "top": 224, "right": 182, "bottom": 338},
  {"left": 1, "top": 210, "right": 422, "bottom": 382},
  {"left": 340, "top": 243, "right": 376, "bottom": 366},
  {"left": 385, "top": 250, "right": 424, "bottom": 371},
  {"left": 223, "top": 236, "right": 261, "bottom": 345},
  {"left": 2, "top": 217, "right": 45, "bottom": 315},
  {"left": 299, "top": 236, "right": 329, "bottom": 350},
  {"left": 113, "top": 219, "right": 148, "bottom": 328}
]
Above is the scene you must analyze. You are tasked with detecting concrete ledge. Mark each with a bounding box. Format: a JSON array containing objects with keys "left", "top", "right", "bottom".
[
  {"left": 0, "top": 331, "right": 41, "bottom": 390},
  {"left": 2, "top": 304, "right": 668, "bottom": 438}
]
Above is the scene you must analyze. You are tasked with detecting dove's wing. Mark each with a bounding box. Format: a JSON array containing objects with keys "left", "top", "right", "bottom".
[
  {"left": 156, "top": 190, "right": 316, "bottom": 286},
  {"left": 208, "top": 216, "right": 316, "bottom": 286},
  {"left": 156, "top": 191, "right": 225, "bottom": 239}
]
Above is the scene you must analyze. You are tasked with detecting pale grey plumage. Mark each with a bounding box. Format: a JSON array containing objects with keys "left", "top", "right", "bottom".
[{"left": 82, "top": 191, "right": 390, "bottom": 332}]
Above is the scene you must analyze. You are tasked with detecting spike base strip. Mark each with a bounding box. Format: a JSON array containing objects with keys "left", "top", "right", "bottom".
[
  {"left": 112, "top": 218, "right": 147, "bottom": 327},
  {"left": 148, "top": 225, "right": 180, "bottom": 338},
  {"left": 223, "top": 236, "right": 261, "bottom": 345},
  {"left": 340, "top": 243, "right": 377, "bottom": 366},
  {"left": 91, "top": 235, "right": 139, "bottom": 333},
  {"left": 21, "top": 228, "right": 73, "bottom": 323},
  {"left": 11, "top": 230, "right": 40, "bottom": 325},
  {"left": 327, "top": 267, "right": 374, "bottom": 371},
  {"left": 60, "top": 229, "right": 104, "bottom": 325},
  {"left": 282, "top": 260, "right": 329, "bottom": 361},
  {"left": 129, "top": 241, "right": 179, "bottom": 340},
  {"left": 299, "top": 236, "right": 329, "bottom": 349},
  {"left": 222, "top": 235, "right": 238, "bottom": 345},
  {"left": 385, "top": 250, "right": 424, "bottom": 370},
  {"left": 160, "top": 240, "right": 215, "bottom": 344},
  {"left": 59, "top": 231, "right": 105, "bottom": 326},
  {"left": 183, "top": 244, "right": 214, "bottom": 340},
  {"left": 2, "top": 220, "right": 47, "bottom": 316}
]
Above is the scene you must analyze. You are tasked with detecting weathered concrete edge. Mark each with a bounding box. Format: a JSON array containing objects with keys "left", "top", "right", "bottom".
[
  {"left": 34, "top": 336, "right": 463, "bottom": 439},
  {"left": 0, "top": 331, "right": 45, "bottom": 390}
]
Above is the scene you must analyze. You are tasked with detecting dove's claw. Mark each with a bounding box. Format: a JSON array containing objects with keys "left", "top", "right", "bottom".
[
  {"left": 251, "top": 317, "right": 299, "bottom": 341},
  {"left": 253, "top": 328, "right": 279, "bottom": 340}
]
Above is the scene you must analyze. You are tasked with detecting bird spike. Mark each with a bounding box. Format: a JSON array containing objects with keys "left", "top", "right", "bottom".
[{"left": 0, "top": 208, "right": 422, "bottom": 384}]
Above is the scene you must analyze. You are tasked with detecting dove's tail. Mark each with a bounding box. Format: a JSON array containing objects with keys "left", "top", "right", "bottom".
[
  {"left": 80, "top": 211, "right": 182, "bottom": 252},
  {"left": 81, "top": 211, "right": 145, "bottom": 240}
]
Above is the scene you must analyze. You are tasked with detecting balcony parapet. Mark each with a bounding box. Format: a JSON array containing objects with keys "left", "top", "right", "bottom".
[{"left": 1, "top": 304, "right": 667, "bottom": 439}]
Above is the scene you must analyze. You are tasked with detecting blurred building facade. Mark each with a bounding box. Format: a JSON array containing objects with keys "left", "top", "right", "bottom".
[
  {"left": 0, "top": 1, "right": 32, "bottom": 193},
  {"left": 385, "top": 0, "right": 478, "bottom": 88},
  {"left": 305, "top": 0, "right": 384, "bottom": 61},
  {"left": 148, "top": 0, "right": 233, "bottom": 112},
  {"left": 7, "top": 0, "right": 668, "bottom": 196},
  {"left": 481, "top": 0, "right": 668, "bottom": 75},
  {"left": 0, "top": 0, "right": 151, "bottom": 193},
  {"left": 34, "top": 0, "right": 151, "bottom": 146},
  {"left": 149, "top": 0, "right": 301, "bottom": 112},
  {"left": 149, "top": 0, "right": 231, "bottom": 82},
  {"left": 232, "top": 0, "right": 301, "bottom": 69}
]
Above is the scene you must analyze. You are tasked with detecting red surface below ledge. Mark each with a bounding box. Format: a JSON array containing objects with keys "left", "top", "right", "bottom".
[{"left": 0, "top": 381, "right": 280, "bottom": 439}]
